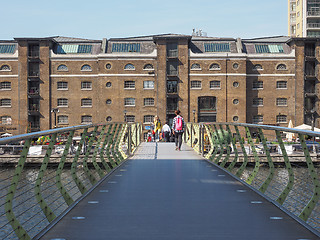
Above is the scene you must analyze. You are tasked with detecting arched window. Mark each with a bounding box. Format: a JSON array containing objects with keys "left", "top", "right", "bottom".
[
  {"left": 81, "top": 64, "right": 92, "bottom": 71},
  {"left": 124, "top": 64, "right": 135, "bottom": 70},
  {"left": 253, "top": 64, "right": 263, "bottom": 70},
  {"left": 276, "top": 64, "right": 287, "bottom": 70},
  {"left": 209, "top": 63, "right": 220, "bottom": 70},
  {"left": 143, "top": 64, "right": 154, "bottom": 70},
  {"left": 0, "top": 65, "right": 10, "bottom": 71},
  {"left": 57, "top": 64, "right": 68, "bottom": 71},
  {"left": 191, "top": 63, "right": 201, "bottom": 70}
]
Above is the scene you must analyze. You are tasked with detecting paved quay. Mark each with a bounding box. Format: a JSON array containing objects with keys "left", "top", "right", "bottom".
[{"left": 35, "top": 143, "right": 320, "bottom": 239}]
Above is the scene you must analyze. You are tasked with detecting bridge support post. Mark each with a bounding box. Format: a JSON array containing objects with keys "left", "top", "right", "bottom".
[
  {"left": 190, "top": 123, "right": 193, "bottom": 148},
  {"left": 128, "top": 124, "right": 132, "bottom": 156},
  {"left": 199, "top": 124, "right": 202, "bottom": 154},
  {"left": 201, "top": 124, "right": 205, "bottom": 157}
]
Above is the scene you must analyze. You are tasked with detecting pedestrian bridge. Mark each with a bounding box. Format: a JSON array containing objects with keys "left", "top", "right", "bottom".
[{"left": 0, "top": 123, "right": 320, "bottom": 239}]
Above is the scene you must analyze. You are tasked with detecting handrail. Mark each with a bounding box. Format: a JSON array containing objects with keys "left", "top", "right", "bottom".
[
  {"left": 185, "top": 122, "right": 320, "bottom": 234},
  {"left": 0, "top": 122, "right": 141, "bottom": 239}
]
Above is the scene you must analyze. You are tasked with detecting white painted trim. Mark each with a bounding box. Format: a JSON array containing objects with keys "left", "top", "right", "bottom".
[
  {"left": 50, "top": 73, "right": 155, "bottom": 78},
  {"left": 0, "top": 75, "right": 18, "bottom": 78},
  {"left": 190, "top": 73, "right": 295, "bottom": 77},
  {"left": 0, "top": 58, "right": 18, "bottom": 61}
]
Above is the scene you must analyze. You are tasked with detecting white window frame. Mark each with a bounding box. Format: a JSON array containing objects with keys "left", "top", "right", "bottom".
[
  {"left": 0, "top": 99, "right": 11, "bottom": 107},
  {"left": 57, "top": 115, "right": 68, "bottom": 124},
  {"left": 124, "top": 98, "right": 135, "bottom": 106},
  {"left": 190, "top": 81, "right": 202, "bottom": 89},
  {"left": 126, "top": 115, "right": 135, "bottom": 123},
  {"left": 57, "top": 64, "right": 68, "bottom": 71},
  {"left": 144, "top": 98, "right": 155, "bottom": 106},
  {"left": 124, "top": 64, "right": 135, "bottom": 70},
  {"left": 57, "top": 81, "right": 68, "bottom": 90},
  {"left": 81, "top": 64, "right": 92, "bottom": 71},
  {"left": 57, "top": 98, "right": 68, "bottom": 107},
  {"left": 276, "top": 81, "right": 287, "bottom": 89},
  {"left": 143, "top": 81, "right": 154, "bottom": 89},
  {"left": 143, "top": 64, "right": 154, "bottom": 70},
  {"left": 253, "top": 115, "right": 263, "bottom": 124},
  {"left": 81, "top": 115, "right": 92, "bottom": 124},
  {"left": 191, "top": 63, "right": 201, "bottom": 70},
  {"left": 81, "top": 81, "right": 92, "bottom": 90},
  {"left": 81, "top": 98, "right": 92, "bottom": 107},
  {"left": 276, "top": 115, "right": 287, "bottom": 123},
  {"left": 210, "top": 81, "right": 221, "bottom": 89},
  {"left": 276, "top": 98, "right": 287, "bottom": 106},
  {"left": 1, "top": 116, "right": 12, "bottom": 124},
  {"left": 0, "top": 81, "right": 11, "bottom": 90},
  {"left": 252, "top": 81, "right": 263, "bottom": 90},
  {"left": 252, "top": 98, "right": 263, "bottom": 107},
  {"left": 143, "top": 115, "right": 154, "bottom": 124},
  {"left": 124, "top": 81, "right": 135, "bottom": 89},
  {"left": 209, "top": 63, "right": 221, "bottom": 70}
]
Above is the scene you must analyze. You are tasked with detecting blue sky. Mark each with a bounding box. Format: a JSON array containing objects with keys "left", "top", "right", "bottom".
[{"left": 1, "top": 0, "right": 288, "bottom": 40}]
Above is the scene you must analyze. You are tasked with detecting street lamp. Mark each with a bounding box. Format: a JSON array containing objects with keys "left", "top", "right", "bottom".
[
  {"left": 192, "top": 109, "right": 196, "bottom": 123},
  {"left": 123, "top": 109, "right": 127, "bottom": 122},
  {"left": 51, "top": 108, "right": 59, "bottom": 128}
]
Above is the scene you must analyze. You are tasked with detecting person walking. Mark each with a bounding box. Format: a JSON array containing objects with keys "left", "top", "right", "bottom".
[
  {"left": 161, "top": 121, "right": 171, "bottom": 142},
  {"left": 172, "top": 110, "right": 185, "bottom": 151},
  {"left": 153, "top": 116, "right": 162, "bottom": 142}
]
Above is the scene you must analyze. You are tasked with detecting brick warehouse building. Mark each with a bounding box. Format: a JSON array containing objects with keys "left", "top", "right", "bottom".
[{"left": 0, "top": 34, "right": 319, "bottom": 138}]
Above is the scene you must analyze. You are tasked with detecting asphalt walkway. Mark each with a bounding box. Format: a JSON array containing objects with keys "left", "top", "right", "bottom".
[{"left": 39, "top": 142, "right": 319, "bottom": 240}]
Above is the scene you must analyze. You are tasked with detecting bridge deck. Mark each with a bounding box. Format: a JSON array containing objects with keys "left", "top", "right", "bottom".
[{"left": 39, "top": 143, "right": 319, "bottom": 240}]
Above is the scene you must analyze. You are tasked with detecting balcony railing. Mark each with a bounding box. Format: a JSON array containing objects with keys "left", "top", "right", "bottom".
[
  {"left": 167, "top": 84, "right": 178, "bottom": 93},
  {"left": 28, "top": 88, "right": 39, "bottom": 96},
  {"left": 308, "top": 23, "right": 320, "bottom": 28},
  {"left": 167, "top": 103, "right": 178, "bottom": 111},
  {"left": 167, "top": 70, "right": 178, "bottom": 77},
  {"left": 28, "top": 71, "right": 40, "bottom": 77},
  {"left": 307, "top": 11, "right": 320, "bottom": 16},
  {"left": 28, "top": 51, "right": 40, "bottom": 58}
]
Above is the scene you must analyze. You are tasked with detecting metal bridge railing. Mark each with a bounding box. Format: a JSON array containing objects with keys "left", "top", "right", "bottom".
[
  {"left": 0, "top": 122, "right": 141, "bottom": 240},
  {"left": 186, "top": 122, "right": 320, "bottom": 233}
]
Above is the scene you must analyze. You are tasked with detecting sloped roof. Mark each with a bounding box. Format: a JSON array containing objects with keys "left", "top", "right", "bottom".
[
  {"left": 110, "top": 33, "right": 192, "bottom": 41},
  {"left": 53, "top": 36, "right": 101, "bottom": 43},
  {"left": 242, "top": 36, "right": 290, "bottom": 43}
]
